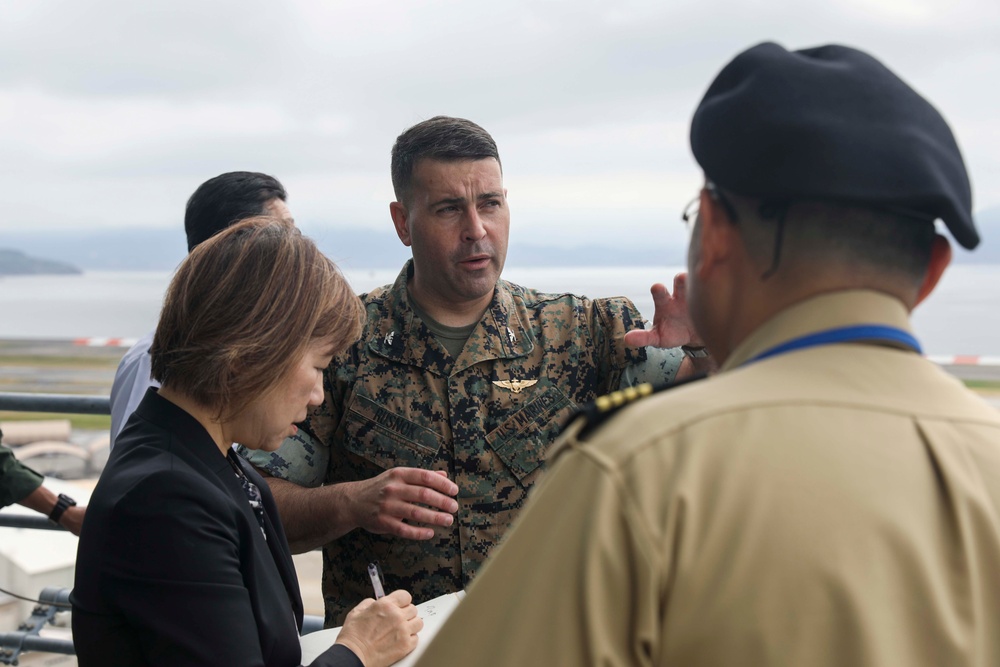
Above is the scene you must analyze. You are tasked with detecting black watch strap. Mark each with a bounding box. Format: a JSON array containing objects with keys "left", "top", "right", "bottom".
[{"left": 48, "top": 493, "right": 77, "bottom": 525}]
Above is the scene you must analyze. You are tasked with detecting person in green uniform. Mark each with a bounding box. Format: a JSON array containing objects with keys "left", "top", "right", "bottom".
[
  {"left": 1, "top": 433, "right": 84, "bottom": 534},
  {"left": 415, "top": 42, "right": 1000, "bottom": 667}
]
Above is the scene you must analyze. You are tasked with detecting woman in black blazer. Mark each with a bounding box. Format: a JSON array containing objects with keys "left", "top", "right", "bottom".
[{"left": 72, "top": 218, "right": 421, "bottom": 666}]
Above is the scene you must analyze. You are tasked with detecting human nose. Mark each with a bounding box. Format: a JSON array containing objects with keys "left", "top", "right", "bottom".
[
  {"left": 308, "top": 373, "right": 324, "bottom": 407},
  {"left": 461, "top": 208, "right": 487, "bottom": 242}
]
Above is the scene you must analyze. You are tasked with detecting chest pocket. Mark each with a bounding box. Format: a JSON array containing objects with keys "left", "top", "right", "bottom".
[
  {"left": 486, "top": 386, "right": 577, "bottom": 484},
  {"left": 342, "top": 394, "right": 445, "bottom": 471}
]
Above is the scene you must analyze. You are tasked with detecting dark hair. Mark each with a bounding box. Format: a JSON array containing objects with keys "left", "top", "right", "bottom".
[
  {"left": 390, "top": 116, "right": 501, "bottom": 204},
  {"left": 724, "top": 191, "right": 936, "bottom": 285},
  {"left": 151, "top": 217, "right": 364, "bottom": 420},
  {"left": 184, "top": 172, "right": 288, "bottom": 252}
]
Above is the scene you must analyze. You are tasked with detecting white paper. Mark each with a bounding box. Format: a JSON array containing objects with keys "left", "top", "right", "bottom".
[{"left": 299, "top": 590, "right": 465, "bottom": 666}]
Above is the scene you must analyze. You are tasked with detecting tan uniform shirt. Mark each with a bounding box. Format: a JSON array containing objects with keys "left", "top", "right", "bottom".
[{"left": 417, "top": 290, "right": 1000, "bottom": 667}]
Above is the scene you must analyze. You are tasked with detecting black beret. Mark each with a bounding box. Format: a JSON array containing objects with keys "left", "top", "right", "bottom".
[{"left": 691, "top": 42, "right": 978, "bottom": 249}]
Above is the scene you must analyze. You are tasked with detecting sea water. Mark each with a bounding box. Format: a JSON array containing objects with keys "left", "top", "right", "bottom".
[{"left": 0, "top": 265, "right": 997, "bottom": 356}]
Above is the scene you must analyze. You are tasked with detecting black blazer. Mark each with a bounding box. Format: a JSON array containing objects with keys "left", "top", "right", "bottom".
[{"left": 72, "top": 389, "right": 359, "bottom": 667}]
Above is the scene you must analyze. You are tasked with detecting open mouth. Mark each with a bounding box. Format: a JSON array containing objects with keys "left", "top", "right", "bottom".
[{"left": 460, "top": 255, "right": 491, "bottom": 270}]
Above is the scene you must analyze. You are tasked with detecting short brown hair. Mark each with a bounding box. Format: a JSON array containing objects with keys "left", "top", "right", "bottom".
[
  {"left": 151, "top": 217, "right": 364, "bottom": 420},
  {"left": 390, "top": 116, "right": 501, "bottom": 204}
]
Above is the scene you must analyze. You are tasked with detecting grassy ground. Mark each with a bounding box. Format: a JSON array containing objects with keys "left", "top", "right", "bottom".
[
  {"left": 965, "top": 379, "right": 1000, "bottom": 394},
  {"left": 0, "top": 353, "right": 119, "bottom": 368},
  {"left": 0, "top": 340, "right": 996, "bottom": 430},
  {"left": 0, "top": 411, "right": 111, "bottom": 429}
]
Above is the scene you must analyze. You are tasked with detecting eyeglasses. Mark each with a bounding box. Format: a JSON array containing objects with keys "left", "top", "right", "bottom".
[
  {"left": 681, "top": 195, "right": 700, "bottom": 230},
  {"left": 680, "top": 181, "right": 740, "bottom": 234}
]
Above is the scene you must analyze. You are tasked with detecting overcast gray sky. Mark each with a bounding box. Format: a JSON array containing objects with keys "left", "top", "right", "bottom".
[{"left": 2, "top": 0, "right": 997, "bottom": 250}]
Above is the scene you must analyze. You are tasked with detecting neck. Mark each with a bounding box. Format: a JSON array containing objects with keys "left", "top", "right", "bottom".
[
  {"left": 407, "top": 283, "right": 493, "bottom": 328},
  {"left": 156, "top": 385, "right": 232, "bottom": 458},
  {"left": 714, "top": 268, "right": 919, "bottom": 365}
]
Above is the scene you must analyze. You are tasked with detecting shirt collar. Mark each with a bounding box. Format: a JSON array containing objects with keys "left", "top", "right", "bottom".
[
  {"left": 722, "top": 290, "right": 916, "bottom": 371},
  {"left": 367, "top": 260, "right": 534, "bottom": 375}
]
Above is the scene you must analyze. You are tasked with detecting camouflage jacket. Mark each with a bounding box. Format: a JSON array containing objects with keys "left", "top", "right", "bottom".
[{"left": 245, "top": 262, "right": 682, "bottom": 624}]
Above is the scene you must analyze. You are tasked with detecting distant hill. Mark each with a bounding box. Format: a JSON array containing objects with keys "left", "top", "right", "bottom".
[
  {"left": 1, "top": 209, "right": 994, "bottom": 272},
  {"left": 1, "top": 229, "right": 188, "bottom": 272},
  {"left": 0, "top": 248, "right": 81, "bottom": 275},
  {"left": 0, "top": 227, "right": 684, "bottom": 271}
]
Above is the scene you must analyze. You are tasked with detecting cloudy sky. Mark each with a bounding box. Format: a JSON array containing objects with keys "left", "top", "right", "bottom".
[{"left": 2, "top": 0, "right": 998, "bottom": 252}]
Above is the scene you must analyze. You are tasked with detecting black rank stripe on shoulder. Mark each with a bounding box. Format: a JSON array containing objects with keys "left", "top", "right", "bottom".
[{"left": 571, "top": 373, "right": 709, "bottom": 440}]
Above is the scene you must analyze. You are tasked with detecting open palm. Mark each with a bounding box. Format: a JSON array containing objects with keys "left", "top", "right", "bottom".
[{"left": 623, "top": 273, "right": 702, "bottom": 349}]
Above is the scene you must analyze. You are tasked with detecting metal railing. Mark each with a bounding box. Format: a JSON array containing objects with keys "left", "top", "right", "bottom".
[
  {"left": 0, "top": 392, "right": 108, "bottom": 663},
  {"left": 0, "top": 392, "right": 110, "bottom": 415},
  {"left": 0, "top": 587, "right": 73, "bottom": 665},
  {"left": 0, "top": 391, "right": 323, "bottom": 664},
  {"left": 0, "top": 393, "right": 109, "bottom": 535}
]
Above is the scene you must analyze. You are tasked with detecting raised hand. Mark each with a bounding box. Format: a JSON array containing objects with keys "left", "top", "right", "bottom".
[{"left": 623, "top": 273, "right": 703, "bottom": 349}]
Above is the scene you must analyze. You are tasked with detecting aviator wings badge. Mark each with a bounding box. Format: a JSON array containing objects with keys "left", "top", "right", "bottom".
[{"left": 492, "top": 378, "right": 538, "bottom": 394}]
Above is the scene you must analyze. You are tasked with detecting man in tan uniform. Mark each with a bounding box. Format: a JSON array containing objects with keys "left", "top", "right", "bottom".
[{"left": 416, "top": 42, "right": 1000, "bottom": 666}]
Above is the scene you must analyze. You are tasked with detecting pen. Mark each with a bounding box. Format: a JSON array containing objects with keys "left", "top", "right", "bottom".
[{"left": 367, "top": 562, "right": 385, "bottom": 599}]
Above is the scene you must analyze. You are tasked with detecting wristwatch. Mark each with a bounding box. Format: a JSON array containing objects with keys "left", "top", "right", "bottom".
[
  {"left": 48, "top": 493, "right": 77, "bottom": 525},
  {"left": 681, "top": 345, "right": 710, "bottom": 358}
]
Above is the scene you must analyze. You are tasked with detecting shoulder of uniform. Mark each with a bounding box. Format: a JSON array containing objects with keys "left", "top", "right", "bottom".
[
  {"left": 517, "top": 287, "right": 589, "bottom": 309},
  {"left": 566, "top": 374, "right": 708, "bottom": 443},
  {"left": 361, "top": 283, "right": 393, "bottom": 304},
  {"left": 497, "top": 278, "right": 524, "bottom": 297},
  {"left": 500, "top": 280, "right": 574, "bottom": 309},
  {"left": 592, "top": 295, "right": 641, "bottom": 318}
]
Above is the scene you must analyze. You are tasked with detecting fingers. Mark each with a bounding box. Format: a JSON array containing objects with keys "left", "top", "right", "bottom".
[
  {"left": 385, "top": 521, "right": 437, "bottom": 541},
  {"left": 377, "top": 469, "right": 458, "bottom": 517},
  {"left": 672, "top": 273, "right": 687, "bottom": 299},
  {"left": 351, "top": 597, "right": 375, "bottom": 613},
  {"left": 367, "top": 503, "right": 453, "bottom": 540},
  {"left": 648, "top": 282, "right": 675, "bottom": 323},
  {"left": 390, "top": 467, "right": 459, "bottom": 500},
  {"left": 354, "top": 468, "right": 461, "bottom": 539},
  {"left": 623, "top": 328, "right": 655, "bottom": 348},
  {"left": 649, "top": 281, "right": 670, "bottom": 302},
  {"left": 384, "top": 589, "right": 413, "bottom": 607},
  {"left": 380, "top": 591, "right": 423, "bottom": 643}
]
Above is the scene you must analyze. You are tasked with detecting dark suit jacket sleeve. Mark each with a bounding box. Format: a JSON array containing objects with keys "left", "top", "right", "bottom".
[{"left": 94, "top": 470, "right": 359, "bottom": 667}]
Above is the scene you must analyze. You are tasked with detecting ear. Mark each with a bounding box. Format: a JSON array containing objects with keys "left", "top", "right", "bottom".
[
  {"left": 692, "top": 188, "right": 738, "bottom": 280},
  {"left": 914, "top": 233, "right": 952, "bottom": 306},
  {"left": 389, "top": 201, "right": 412, "bottom": 247}
]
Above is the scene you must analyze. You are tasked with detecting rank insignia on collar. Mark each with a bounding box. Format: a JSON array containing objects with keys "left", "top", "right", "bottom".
[
  {"left": 384, "top": 331, "right": 395, "bottom": 346},
  {"left": 492, "top": 378, "right": 538, "bottom": 394},
  {"left": 506, "top": 327, "right": 517, "bottom": 345}
]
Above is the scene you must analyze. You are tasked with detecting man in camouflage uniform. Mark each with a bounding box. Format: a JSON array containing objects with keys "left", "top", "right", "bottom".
[{"left": 243, "top": 116, "right": 708, "bottom": 625}]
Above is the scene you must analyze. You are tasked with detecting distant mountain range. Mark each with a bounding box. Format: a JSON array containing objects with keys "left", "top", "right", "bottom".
[
  {"left": 0, "top": 227, "right": 688, "bottom": 272},
  {"left": 4, "top": 206, "right": 998, "bottom": 272},
  {"left": 0, "top": 248, "right": 81, "bottom": 275}
]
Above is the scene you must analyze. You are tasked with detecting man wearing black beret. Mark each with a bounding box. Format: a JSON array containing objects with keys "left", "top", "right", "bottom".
[{"left": 415, "top": 42, "right": 1000, "bottom": 666}]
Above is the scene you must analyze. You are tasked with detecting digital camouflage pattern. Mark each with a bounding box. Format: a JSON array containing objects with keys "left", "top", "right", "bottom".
[{"left": 244, "top": 262, "right": 683, "bottom": 625}]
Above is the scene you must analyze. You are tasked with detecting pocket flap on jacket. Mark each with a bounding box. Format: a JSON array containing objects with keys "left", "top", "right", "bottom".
[
  {"left": 486, "top": 387, "right": 576, "bottom": 482},
  {"left": 342, "top": 394, "right": 444, "bottom": 470}
]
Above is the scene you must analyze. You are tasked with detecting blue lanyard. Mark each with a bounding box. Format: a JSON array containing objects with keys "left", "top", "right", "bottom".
[{"left": 745, "top": 324, "right": 922, "bottom": 366}]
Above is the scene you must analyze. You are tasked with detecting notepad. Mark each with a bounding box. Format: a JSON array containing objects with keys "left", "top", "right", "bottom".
[{"left": 299, "top": 590, "right": 465, "bottom": 666}]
